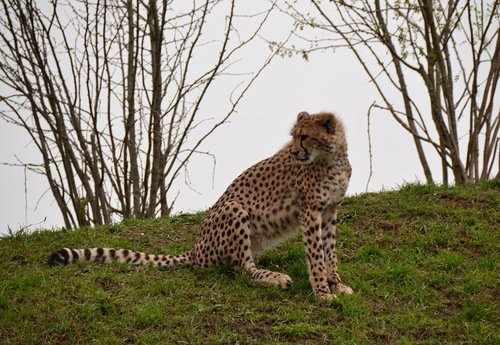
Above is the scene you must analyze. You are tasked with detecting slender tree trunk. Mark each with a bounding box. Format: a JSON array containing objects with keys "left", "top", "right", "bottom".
[
  {"left": 125, "top": 0, "right": 141, "bottom": 218},
  {"left": 147, "top": 0, "right": 164, "bottom": 218}
]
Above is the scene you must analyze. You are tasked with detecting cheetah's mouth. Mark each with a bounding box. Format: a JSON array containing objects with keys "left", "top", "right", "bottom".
[
  {"left": 295, "top": 156, "right": 312, "bottom": 164},
  {"left": 291, "top": 149, "right": 312, "bottom": 164}
]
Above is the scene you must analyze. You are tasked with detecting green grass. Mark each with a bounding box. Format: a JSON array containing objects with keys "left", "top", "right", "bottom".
[{"left": 1, "top": 181, "right": 499, "bottom": 344}]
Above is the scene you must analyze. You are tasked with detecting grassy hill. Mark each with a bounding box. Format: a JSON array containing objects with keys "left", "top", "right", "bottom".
[{"left": 0, "top": 181, "right": 499, "bottom": 344}]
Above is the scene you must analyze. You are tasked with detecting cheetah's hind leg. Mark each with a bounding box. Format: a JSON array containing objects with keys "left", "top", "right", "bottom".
[{"left": 220, "top": 202, "right": 293, "bottom": 289}]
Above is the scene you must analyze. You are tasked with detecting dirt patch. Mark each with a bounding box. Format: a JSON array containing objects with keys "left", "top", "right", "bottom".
[{"left": 435, "top": 192, "right": 494, "bottom": 209}]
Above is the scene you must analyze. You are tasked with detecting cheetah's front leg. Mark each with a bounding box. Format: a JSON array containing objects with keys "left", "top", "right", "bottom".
[
  {"left": 300, "top": 208, "right": 334, "bottom": 301},
  {"left": 322, "top": 207, "right": 353, "bottom": 295}
]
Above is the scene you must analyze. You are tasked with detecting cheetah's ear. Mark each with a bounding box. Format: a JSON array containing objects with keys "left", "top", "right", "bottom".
[
  {"left": 322, "top": 117, "right": 336, "bottom": 134},
  {"left": 297, "top": 111, "right": 310, "bottom": 121}
]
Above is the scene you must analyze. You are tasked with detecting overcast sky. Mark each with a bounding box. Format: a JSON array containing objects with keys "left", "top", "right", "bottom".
[{"left": 0, "top": 1, "right": 442, "bottom": 235}]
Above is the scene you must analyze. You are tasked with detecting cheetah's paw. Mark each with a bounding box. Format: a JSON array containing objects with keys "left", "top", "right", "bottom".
[
  {"left": 268, "top": 272, "right": 293, "bottom": 289},
  {"left": 249, "top": 269, "right": 293, "bottom": 289},
  {"left": 330, "top": 282, "right": 353, "bottom": 295},
  {"left": 317, "top": 293, "right": 337, "bottom": 302},
  {"left": 259, "top": 272, "right": 293, "bottom": 289}
]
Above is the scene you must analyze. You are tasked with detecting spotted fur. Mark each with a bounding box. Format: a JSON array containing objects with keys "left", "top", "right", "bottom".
[{"left": 49, "top": 111, "right": 353, "bottom": 300}]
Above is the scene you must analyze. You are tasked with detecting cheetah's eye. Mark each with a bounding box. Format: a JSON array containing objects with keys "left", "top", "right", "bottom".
[{"left": 300, "top": 135, "right": 308, "bottom": 141}]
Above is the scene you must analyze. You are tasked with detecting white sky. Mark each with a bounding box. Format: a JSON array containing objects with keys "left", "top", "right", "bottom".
[{"left": 0, "top": 2, "right": 444, "bottom": 234}]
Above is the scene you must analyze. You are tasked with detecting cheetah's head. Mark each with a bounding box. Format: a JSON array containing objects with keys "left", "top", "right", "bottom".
[{"left": 290, "top": 111, "right": 347, "bottom": 165}]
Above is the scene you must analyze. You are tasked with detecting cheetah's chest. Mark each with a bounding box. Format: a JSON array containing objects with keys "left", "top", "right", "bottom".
[
  {"left": 324, "top": 170, "right": 350, "bottom": 207},
  {"left": 303, "top": 162, "right": 350, "bottom": 211}
]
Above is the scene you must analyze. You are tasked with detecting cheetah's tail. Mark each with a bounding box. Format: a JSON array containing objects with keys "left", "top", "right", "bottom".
[{"left": 48, "top": 247, "right": 192, "bottom": 268}]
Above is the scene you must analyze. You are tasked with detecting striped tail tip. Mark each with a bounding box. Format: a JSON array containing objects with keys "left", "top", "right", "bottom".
[{"left": 48, "top": 248, "right": 70, "bottom": 267}]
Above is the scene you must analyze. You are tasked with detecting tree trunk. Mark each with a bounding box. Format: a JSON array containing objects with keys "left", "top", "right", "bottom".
[{"left": 147, "top": 0, "right": 164, "bottom": 218}]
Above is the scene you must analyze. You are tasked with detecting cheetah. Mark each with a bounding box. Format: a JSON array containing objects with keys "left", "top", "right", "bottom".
[{"left": 49, "top": 111, "right": 353, "bottom": 301}]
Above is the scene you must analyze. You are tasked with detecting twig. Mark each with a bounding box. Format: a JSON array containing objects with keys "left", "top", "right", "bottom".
[
  {"left": 24, "top": 164, "right": 27, "bottom": 225},
  {"left": 365, "top": 102, "right": 375, "bottom": 192}
]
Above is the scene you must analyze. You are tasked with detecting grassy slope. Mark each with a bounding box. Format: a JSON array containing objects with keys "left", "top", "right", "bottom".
[{"left": 0, "top": 181, "right": 499, "bottom": 345}]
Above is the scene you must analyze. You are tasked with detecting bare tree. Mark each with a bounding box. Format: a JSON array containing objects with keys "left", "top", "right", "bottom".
[
  {"left": 281, "top": 0, "right": 499, "bottom": 184},
  {"left": 0, "top": 0, "right": 279, "bottom": 228}
]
